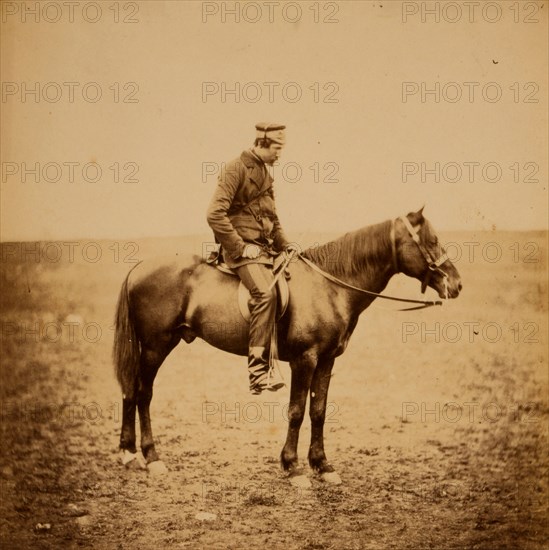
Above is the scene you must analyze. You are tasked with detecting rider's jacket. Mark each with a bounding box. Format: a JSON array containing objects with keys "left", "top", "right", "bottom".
[{"left": 206, "top": 149, "right": 289, "bottom": 268}]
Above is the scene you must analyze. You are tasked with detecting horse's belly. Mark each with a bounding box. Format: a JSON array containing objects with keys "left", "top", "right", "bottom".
[
  {"left": 185, "top": 271, "right": 250, "bottom": 357},
  {"left": 198, "top": 311, "right": 250, "bottom": 356}
]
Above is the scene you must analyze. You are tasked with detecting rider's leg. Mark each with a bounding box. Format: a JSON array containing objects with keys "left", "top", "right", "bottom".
[{"left": 235, "top": 263, "right": 285, "bottom": 394}]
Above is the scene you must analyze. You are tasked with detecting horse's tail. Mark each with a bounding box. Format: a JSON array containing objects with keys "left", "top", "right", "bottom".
[{"left": 113, "top": 264, "right": 141, "bottom": 397}]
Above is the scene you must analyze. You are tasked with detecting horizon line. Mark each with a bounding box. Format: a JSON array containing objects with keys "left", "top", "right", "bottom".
[{"left": 1, "top": 227, "right": 548, "bottom": 244}]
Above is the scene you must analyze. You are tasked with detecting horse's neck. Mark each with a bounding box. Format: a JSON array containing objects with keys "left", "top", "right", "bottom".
[
  {"left": 304, "top": 221, "right": 397, "bottom": 311},
  {"left": 349, "top": 247, "right": 395, "bottom": 313}
]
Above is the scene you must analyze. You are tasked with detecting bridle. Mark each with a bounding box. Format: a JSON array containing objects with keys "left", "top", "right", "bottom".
[
  {"left": 298, "top": 216, "right": 450, "bottom": 310},
  {"left": 398, "top": 216, "right": 450, "bottom": 299}
]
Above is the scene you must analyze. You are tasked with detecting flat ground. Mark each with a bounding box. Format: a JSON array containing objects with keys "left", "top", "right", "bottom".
[{"left": 1, "top": 231, "right": 547, "bottom": 549}]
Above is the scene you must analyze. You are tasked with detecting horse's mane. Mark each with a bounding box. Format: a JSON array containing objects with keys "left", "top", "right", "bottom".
[{"left": 302, "top": 220, "right": 393, "bottom": 279}]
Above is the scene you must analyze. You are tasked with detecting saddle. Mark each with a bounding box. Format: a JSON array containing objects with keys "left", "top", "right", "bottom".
[{"left": 207, "top": 247, "right": 290, "bottom": 322}]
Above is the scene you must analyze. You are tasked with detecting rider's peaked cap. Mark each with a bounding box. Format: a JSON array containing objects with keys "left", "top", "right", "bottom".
[{"left": 255, "top": 122, "right": 286, "bottom": 145}]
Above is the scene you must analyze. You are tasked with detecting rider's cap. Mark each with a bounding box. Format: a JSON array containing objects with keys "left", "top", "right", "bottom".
[{"left": 255, "top": 122, "right": 286, "bottom": 145}]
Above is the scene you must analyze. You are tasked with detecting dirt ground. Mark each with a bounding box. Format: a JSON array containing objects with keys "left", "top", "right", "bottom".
[{"left": 1, "top": 231, "right": 547, "bottom": 549}]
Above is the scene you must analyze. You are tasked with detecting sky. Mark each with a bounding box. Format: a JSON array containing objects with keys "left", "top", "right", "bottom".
[{"left": 1, "top": 0, "right": 547, "bottom": 241}]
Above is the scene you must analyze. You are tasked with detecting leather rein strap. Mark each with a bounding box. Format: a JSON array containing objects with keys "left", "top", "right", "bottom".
[{"left": 298, "top": 218, "right": 445, "bottom": 311}]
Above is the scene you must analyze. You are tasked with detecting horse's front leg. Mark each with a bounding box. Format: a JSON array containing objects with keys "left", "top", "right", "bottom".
[
  {"left": 281, "top": 352, "right": 316, "bottom": 488},
  {"left": 308, "top": 357, "right": 341, "bottom": 484}
]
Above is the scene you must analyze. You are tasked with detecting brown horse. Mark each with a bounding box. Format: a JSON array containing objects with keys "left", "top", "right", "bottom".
[{"left": 113, "top": 208, "right": 462, "bottom": 485}]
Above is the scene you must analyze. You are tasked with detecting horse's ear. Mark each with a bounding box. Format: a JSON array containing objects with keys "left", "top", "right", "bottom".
[{"left": 407, "top": 206, "right": 425, "bottom": 226}]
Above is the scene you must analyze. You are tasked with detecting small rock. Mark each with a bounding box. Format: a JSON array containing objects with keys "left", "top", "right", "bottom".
[
  {"left": 76, "top": 515, "right": 92, "bottom": 527},
  {"left": 195, "top": 512, "right": 217, "bottom": 522},
  {"left": 35, "top": 523, "right": 51, "bottom": 532},
  {"left": 67, "top": 504, "right": 88, "bottom": 517}
]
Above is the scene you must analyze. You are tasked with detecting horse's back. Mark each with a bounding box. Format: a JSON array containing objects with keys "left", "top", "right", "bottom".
[
  {"left": 129, "top": 252, "right": 202, "bottom": 283},
  {"left": 126, "top": 253, "right": 242, "bottom": 343},
  {"left": 126, "top": 253, "right": 205, "bottom": 335}
]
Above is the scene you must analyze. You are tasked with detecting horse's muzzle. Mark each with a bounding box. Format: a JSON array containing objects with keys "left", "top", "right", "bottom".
[{"left": 444, "top": 279, "right": 462, "bottom": 299}]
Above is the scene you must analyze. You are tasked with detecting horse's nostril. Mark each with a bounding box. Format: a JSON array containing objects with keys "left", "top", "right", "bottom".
[{"left": 458, "top": 282, "right": 463, "bottom": 292}]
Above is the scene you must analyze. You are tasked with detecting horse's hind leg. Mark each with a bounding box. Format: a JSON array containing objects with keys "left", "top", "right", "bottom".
[
  {"left": 119, "top": 372, "right": 142, "bottom": 468},
  {"left": 308, "top": 357, "right": 341, "bottom": 484},
  {"left": 120, "top": 396, "right": 144, "bottom": 469},
  {"left": 137, "top": 336, "right": 179, "bottom": 474}
]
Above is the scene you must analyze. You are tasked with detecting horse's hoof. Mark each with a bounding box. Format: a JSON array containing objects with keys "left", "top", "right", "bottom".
[
  {"left": 121, "top": 450, "right": 146, "bottom": 470},
  {"left": 321, "top": 471, "right": 342, "bottom": 485},
  {"left": 147, "top": 460, "right": 168, "bottom": 476},
  {"left": 289, "top": 473, "right": 311, "bottom": 489}
]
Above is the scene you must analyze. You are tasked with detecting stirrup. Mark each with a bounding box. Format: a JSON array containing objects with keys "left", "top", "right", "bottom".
[
  {"left": 249, "top": 367, "right": 285, "bottom": 395},
  {"left": 265, "top": 366, "right": 286, "bottom": 391}
]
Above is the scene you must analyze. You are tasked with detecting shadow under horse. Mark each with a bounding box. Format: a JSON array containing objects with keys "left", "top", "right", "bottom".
[{"left": 113, "top": 209, "right": 462, "bottom": 486}]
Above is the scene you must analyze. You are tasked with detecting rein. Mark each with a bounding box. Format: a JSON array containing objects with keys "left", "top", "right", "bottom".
[{"left": 298, "top": 218, "right": 447, "bottom": 311}]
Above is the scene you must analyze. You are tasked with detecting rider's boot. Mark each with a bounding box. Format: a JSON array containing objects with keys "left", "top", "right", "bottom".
[{"left": 248, "top": 346, "right": 285, "bottom": 395}]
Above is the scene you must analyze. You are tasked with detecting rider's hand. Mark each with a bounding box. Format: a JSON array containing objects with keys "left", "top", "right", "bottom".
[
  {"left": 284, "top": 243, "right": 300, "bottom": 260},
  {"left": 242, "top": 244, "right": 260, "bottom": 259}
]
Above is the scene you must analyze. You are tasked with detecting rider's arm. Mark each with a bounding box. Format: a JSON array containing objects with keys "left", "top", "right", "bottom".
[{"left": 206, "top": 162, "right": 246, "bottom": 260}]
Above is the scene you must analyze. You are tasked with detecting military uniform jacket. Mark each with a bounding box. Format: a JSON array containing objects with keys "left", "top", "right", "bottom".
[{"left": 206, "top": 149, "right": 289, "bottom": 268}]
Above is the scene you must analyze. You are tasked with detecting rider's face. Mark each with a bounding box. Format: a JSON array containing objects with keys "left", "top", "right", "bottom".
[{"left": 258, "top": 143, "right": 284, "bottom": 165}]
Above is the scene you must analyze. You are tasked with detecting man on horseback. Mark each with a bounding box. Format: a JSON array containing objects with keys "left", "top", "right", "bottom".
[{"left": 206, "top": 122, "right": 298, "bottom": 395}]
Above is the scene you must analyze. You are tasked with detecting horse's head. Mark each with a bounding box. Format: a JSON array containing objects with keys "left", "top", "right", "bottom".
[{"left": 394, "top": 208, "right": 462, "bottom": 299}]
